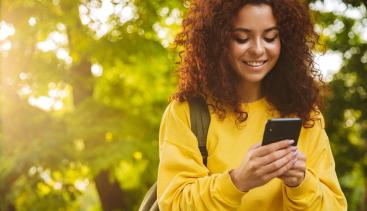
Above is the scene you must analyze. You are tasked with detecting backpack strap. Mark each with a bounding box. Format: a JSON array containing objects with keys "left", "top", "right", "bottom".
[
  {"left": 138, "top": 99, "right": 211, "bottom": 211},
  {"left": 188, "top": 97, "right": 210, "bottom": 166},
  {"left": 138, "top": 183, "right": 158, "bottom": 211}
]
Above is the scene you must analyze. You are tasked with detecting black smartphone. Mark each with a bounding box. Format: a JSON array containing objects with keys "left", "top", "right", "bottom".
[{"left": 261, "top": 118, "right": 302, "bottom": 146}]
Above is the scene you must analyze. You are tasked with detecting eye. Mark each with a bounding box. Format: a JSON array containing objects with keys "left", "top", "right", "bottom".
[
  {"left": 264, "top": 35, "right": 279, "bottom": 43},
  {"left": 264, "top": 37, "right": 276, "bottom": 42},
  {"left": 235, "top": 38, "right": 249, "bottom": 44}
]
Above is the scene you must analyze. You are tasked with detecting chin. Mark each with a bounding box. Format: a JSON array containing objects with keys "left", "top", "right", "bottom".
[
  {"left": 241, "top": 70, "right": 269, "bottom": 81},
  {"left": 240, "top": 75, "right": 265, "bottom": 84}
]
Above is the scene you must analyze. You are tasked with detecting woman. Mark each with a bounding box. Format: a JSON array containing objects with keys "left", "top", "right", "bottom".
[{"left": 157, "top": 0, "right": 347, "bottom": 210}]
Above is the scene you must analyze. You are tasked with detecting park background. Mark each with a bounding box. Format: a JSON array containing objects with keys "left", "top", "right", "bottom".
[{"left": 0, "top": 0, "right": 366, "bottom": 210}]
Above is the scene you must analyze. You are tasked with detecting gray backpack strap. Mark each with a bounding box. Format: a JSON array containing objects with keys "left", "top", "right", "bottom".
[
  {"left": 138, "top": 98, "right": 210, "bottom": 211},
  {"left": 188, "top": 97, "right": 210, "bottom": 166},
  {"left": 138, "top": 183, "right": 158, "bottom": 211}
]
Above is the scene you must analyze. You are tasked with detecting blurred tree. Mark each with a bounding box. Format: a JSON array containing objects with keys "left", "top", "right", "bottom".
[
  {"left": 307, "top": 0, "right": 367, "bottom": 210},
  {"left": 1, "top": 0, "right": 183, "bottom": 210}
]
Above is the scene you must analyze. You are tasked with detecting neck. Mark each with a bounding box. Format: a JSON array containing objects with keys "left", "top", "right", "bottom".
[{"left": 238, "top": 81, "right": 263, "bottom": 103}]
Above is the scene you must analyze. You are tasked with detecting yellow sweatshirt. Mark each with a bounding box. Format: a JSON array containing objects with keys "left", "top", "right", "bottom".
[{"left": 157, "top": 98, "right": 347, "bottom": 210}]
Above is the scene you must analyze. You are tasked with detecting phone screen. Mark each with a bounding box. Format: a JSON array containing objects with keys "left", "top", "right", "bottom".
[{"left": 261, "top": 118, "right": 302, "bottom": 146}]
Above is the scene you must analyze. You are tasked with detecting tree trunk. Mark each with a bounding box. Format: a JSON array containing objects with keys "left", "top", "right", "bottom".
[
  {"left": 94, "top": 171, "right": 130, "bottom": 211},
  {"left": 364, "top": 181, "right": 366, "bottom": 211},
  {"left": 70, "top": 60, "right": 127, "bottom": 211}
]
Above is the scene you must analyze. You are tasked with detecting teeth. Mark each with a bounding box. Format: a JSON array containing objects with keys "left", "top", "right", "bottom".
[{"left": 244, "top": 61, "right": 266, "bottom": 67}]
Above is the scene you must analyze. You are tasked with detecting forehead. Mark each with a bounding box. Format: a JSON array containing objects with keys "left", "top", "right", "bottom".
[{"left": 232, "top": 4, "right": 277, "bottom": 30}]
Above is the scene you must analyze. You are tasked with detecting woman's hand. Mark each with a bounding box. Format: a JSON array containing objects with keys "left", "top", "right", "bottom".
[
  {"left": 278, "top": 151, "right": 306, "bottom": 187},
  {"left": 229, "top": 140, "right": 297, "bottom": 192}
]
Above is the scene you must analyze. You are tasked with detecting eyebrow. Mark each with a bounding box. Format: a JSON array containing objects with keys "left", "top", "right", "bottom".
[{"left": 232, "top": 26, "right": 279, "bottom": 33}]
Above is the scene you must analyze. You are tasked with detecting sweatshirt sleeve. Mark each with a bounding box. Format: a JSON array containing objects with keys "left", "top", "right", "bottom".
[
  {"left": 157, "top": 101, "right": 246, "bottom": 210},
  {"left": 282, "top": 113, "right": 348, "bottom": 210}
]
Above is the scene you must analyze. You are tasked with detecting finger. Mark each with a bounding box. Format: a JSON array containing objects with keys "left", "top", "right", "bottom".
[
  {"left": 280, "top": 176, "right": 303, "bottom": 187},
  {"left": 257, "top": 146, "right": 297, "bottom": 166},
  {"left": 249, "top": 143, "right": 261, "bottom": 150},
  {"left": 279, "top": 169, "right": 304, "bottom": 177},
  {"left": 254, "top": 139, "right": 294, "bottom": 157},
  {"left": 287, "top": 151, "right": 305, "bottom": 164},
  {"left": 262, "top": 158, "right": 297, "bottom": 181},
  {"left": 290, "top": 160, "right": 306, "bottom": 171},
  {"left": 281, "top": 173, "right": 304, "bottom": 179},
  {"left": 280, "top": 158, "right": 306, "bottom": 172},
  {"left": 278, "top": 174, "right": 291, "bottom": 180},
  {"left": 258, "top": 150, "right": 297, "bottom": 175},
  {"left": 247, "top": 143, "right": 261, "bottom": 158},
  {"left": 296, "top": 152, "right": 306, "bottom": 161}
]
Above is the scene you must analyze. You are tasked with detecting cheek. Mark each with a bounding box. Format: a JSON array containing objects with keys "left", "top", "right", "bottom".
[
  {"left": 229, "top": 42, "right": 246, "bottom": 58},
  {"left": 269, "top": 42, "right": 281, "bottom": 58}
]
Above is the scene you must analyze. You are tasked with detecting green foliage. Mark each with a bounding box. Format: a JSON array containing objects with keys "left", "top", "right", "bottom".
[
  {"left": 1, "top": 0, "right": 181, "bottom": 209},
  {"left": 308, "top": 0, "right": 367, "bottom": 210}
]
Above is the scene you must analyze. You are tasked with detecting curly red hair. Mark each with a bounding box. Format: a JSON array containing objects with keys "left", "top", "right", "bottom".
[{"left": 173, "top": 0, "right": 323, "bottom": 127}]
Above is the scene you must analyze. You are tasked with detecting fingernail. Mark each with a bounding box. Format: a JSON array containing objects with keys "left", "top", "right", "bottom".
[
  {"left": 291, "top": 146, "right": 297, "bottom": 151},
  {"left": 288, "top": 140, "right": 294, "bottom": 145},
  {"left": 292, "top": 151, "right": 298, "bottom": 157}
]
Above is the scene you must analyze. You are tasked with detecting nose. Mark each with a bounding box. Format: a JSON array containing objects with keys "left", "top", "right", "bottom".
[{"left": 249, "top": 39, "right": 265, "bottom": 56}]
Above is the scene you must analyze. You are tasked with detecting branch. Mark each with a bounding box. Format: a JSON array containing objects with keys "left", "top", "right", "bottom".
[{"left": 363, "top": 0, "right": 367, "bottom": 10}]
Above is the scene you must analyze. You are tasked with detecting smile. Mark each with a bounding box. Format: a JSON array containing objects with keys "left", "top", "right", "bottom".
[{"left": 243, "top": 60, "right": 267, "bottom": 67}]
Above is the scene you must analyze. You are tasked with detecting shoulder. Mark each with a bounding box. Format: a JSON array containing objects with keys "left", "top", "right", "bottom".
[
  {"left": 307, "top": 107, "right": 325, "bottom": 129},
  {"left": 160, "top": 100, "right": 192, "bottom": 138},
  {"left": 162, "top": 100, "right": 190, "bottom": 125},
  {"left": 298, "top": 108, "right": 329, "bottom": 155},
  {"left": 159, "top": 100, "right": 203, "bottom": 156}
]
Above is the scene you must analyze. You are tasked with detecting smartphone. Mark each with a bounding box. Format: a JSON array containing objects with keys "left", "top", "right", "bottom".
[{"left": 261, "top": 118, "right": 302, "bottom": 146}]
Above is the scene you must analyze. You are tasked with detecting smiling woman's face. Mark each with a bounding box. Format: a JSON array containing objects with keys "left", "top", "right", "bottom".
[{"left": 227, "top": 3, "right": 281, "bottom": 86}]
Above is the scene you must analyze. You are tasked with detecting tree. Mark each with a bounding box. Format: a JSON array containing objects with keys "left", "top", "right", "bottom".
[
  {"left": 307, "top": 0, "right": 367, "bottom": 210},
  {"left": 1, "top": 0, "right": 182, "bottom": 210}
]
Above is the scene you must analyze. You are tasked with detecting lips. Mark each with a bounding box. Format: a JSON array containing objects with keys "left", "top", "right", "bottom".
[{"left": 243, "top": 60, "right": 267, "bottom": 67}]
